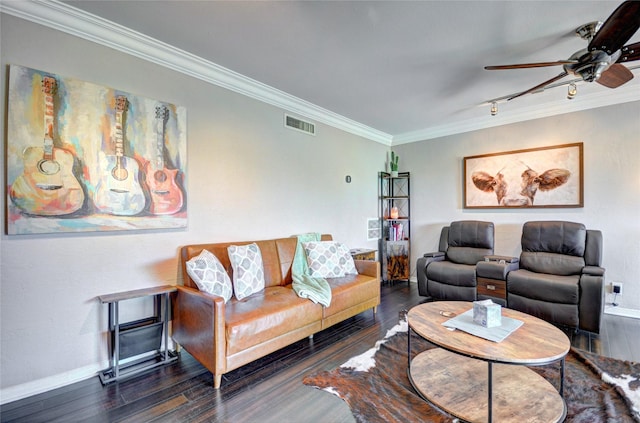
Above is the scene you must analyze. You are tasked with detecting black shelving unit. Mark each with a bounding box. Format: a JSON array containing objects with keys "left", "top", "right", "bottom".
[{"left": 379, "top": 171, "right": 410, "bottom": 283}]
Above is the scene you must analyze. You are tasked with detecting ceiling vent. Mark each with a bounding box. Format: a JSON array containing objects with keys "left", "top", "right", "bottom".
[{"left": 284, "top": 114, "right": 315, "bottom": 136}]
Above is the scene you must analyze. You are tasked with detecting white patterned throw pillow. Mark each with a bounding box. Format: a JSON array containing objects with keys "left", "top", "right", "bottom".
[
  {"left": 186, "top": 249, "right": 233, "bottom": 303},
  {"left": 336, "top": 243, "right": 358, "bottom": 275},
  {"left": 227, "top": 243, "right": 266, "bottom": 300},
  {"left": 303, "top": 241, "right": 357, "bottom": 278}
]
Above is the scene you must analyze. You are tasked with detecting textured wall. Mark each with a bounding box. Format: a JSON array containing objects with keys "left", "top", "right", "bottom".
[
  {"left": 397, "top": 102, "right": 640, "bottom": 311},
  {"left": 0, "top": 14, "right": 386, "bottom": 401}
]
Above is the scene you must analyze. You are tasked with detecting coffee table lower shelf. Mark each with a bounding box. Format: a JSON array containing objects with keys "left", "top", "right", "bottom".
[{"left": 409, "top": 348, "right": 566, "bottom": 423}]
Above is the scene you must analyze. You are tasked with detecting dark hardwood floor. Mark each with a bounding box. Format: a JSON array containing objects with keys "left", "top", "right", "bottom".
[{"left": 2, "top": 283, "right": 639, "bottom": 423}]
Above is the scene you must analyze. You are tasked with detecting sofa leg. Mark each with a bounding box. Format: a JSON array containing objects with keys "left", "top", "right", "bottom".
[
  {"left": 214, "top": 374, "right": 222, "bottom": 389},
  {"left": 373, "top": 306, "right": 378, "bottom": 315}
]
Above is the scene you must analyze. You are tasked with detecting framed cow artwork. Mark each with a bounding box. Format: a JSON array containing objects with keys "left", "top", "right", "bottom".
[{"left": 463, "top": 143, "right": 583, "bottom": 208}]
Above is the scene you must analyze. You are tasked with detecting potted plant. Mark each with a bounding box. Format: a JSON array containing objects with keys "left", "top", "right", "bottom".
[{"left": 390, "top": 151, "right": 399, "bottom": 177}]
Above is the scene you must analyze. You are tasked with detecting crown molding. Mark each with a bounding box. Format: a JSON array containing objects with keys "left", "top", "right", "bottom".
[
  {"left": 392, "top": 85, "right": 640, "bottom": 145},
  {"left": 0, "top": 0, "right": 393, "bottom": 146},
  {"left": 2, "top": 1, "right": 637, "bottom": 148}
]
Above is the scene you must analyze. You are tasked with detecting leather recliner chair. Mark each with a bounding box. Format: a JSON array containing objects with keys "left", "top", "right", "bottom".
[
  {"left": 416, "top": 220, "right": 494, "bottom": 301},
  {"left": 507, "top": 221, "right": 604, "bottom": 334}
]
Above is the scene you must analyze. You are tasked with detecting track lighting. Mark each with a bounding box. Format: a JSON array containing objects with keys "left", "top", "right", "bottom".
[
  {"left": 567, "top": 82, "right": 577, "bottom": 99},
  {"left": 490, "top": 102, "right": 498, "bottom": 116}
]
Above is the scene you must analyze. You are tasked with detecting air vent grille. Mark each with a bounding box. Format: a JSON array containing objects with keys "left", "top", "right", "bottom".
[{"left": 285, "top": 114, "right": 315, "bottom": 135}]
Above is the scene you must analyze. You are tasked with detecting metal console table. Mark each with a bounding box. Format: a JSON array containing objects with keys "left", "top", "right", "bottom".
[{"left": 98, "top": 285, "right": 178, "bottom": 384}]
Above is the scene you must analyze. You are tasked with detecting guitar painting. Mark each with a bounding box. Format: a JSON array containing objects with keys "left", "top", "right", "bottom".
[
  {"left": 93, "top": 96, "right": 146, "bottom": 216},
  {"left": 9, "top": 76, "right": 85, "bottom": 216},
  {"left": 144, "top": 105, "right": 184, "bottom": 215},
  {"left": 7, "top": 65, "right": 187, "bottom": 234}
]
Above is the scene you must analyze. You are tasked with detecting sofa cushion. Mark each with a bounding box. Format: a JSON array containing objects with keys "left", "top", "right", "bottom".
[
  {"left": 521, "top": 221, "right": 586, "bottom": 257},
  {"left": 184, "top": 239, "right": 289, "bottom": 289},
  {"left": 303, "top": 241, "right": 351, "bottom": 278},
  {"left": 448, "top": 221, "right": 494, "bottom": 248},
  {"left": 446, "top": 246, "right": 493, "bottom": 266},
  {"left": 427, "top": 279, "right": 477, "bottom": 301},
  {"left": 426, "top": 261, "right": 477, "bottom": 288},
  {"left": 508, "top": 269, "right": 580, "bottom": 304},
  {"left": 185, "top": 249, "right": 233, "bottom": 303},
  {"left": 227, "top": 243, "right": 266, "bottom": 300},
  {"left": 224, "top": 286, "right": 323, "bottom": 355},
  {"left": 520, "top": 251, "right": 585, "bottom": 276},
  {"left": 508, "top": 293, "right": 579, "bottom": 329},
  {"left": 323, "top": 273, "right": 379, "bottom": 318},
  {"left": 446, "top": 221, "right": 494, "bottom": 265}
]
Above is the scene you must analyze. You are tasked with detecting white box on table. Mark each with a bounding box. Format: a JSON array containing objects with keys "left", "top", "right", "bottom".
[{"left": 473, "top": 299, "right": 502, "bottom": 328}]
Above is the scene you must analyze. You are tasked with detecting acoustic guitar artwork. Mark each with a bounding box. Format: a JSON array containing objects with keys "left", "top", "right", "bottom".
[
  {"left": 144, "top": 105, "right": 184, "bottom": 215},
  {"left": 9, "top": 76, "right": 85, "bottom": 216},
  {"left": 93, "top": 96, "right": 146, "bottom": 216}
]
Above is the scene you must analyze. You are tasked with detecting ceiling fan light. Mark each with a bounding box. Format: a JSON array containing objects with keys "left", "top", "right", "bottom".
[
  {"left": 575, "top": 21, "right": 602, "bottom": 42},
  {"left": 490, "top": 102, "right": 498, "bottom": 116},
  {"left": 567, "top": 83, "right": 577, "bottom": 99}
]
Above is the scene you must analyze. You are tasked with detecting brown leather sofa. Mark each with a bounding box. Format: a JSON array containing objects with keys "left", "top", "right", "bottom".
[{"left": 173, "top": 235, "right": 380, "bottom": 389}]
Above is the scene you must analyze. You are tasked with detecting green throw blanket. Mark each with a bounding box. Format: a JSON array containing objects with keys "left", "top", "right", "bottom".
[{"left": 292, "top": 233, "right": 332, "bottom": 307}]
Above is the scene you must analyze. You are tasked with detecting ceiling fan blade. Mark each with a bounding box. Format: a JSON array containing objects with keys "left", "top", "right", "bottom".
[
  {"left": 588, "top": 1, "right": 640, "bottom": 55},
  {"left": 507, "top": 72, "right": 568, "bottom": 101},
  {"left": 485, "top": 61, "right": 577, "bottom": 70},
  {"left": 597, "top": 63, "right": 634, "bottom": 88},
  {"left": 617, "top": 41, "right": 640, "bottom": 63}
]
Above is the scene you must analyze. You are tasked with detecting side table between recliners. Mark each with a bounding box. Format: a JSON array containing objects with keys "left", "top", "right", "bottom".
[{"left": 476, "top": 255, "right": 519, "bottom": 306}]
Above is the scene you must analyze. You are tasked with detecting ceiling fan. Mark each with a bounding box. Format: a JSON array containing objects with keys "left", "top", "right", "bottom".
[{"left": 485, "top": 0, "right": 640, "bottom": 101}]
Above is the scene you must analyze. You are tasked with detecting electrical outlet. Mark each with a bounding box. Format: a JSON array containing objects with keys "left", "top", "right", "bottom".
[{"left": 612, "top": 282, "right": 623, "bottom": 295}]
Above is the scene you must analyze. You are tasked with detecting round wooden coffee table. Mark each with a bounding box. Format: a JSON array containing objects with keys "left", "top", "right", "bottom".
[{"left": 407, "top": 301, "right": 570, "bottom": 423}]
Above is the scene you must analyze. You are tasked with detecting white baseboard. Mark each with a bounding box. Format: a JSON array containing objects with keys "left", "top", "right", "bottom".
[
  {"left": 1, "top": 340, "right": 177, "bottom": 405},
  {"left": 0, "top": 362, "right": 105, "bottom": 405},
  {"left": 604, "top": 306, "right": 640, "bottom": 319}
]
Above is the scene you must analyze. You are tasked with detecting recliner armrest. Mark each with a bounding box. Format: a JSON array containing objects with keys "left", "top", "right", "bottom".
[
  {"left": 421, "top": 252, "right": 446, "bottom": 267},
  {"left": 477, "top": 259, "right": 519, "bottom": 280},
  {"left": 582, "top": 266, "right": 605, "bottom": 277},
  {"left": 579, "top": 272, "right": 605, "bottom": 333},
  {"left": 416, "top": 254, "right": 445, "bottom": 298}
]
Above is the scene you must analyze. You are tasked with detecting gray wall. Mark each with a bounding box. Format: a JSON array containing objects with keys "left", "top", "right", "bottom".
[
  {"left": 2, "top": 10, "right": 639, "bottom": 404},
  {"left": 396, "top": 102, "right": 640, "bottom": 309},
  {"left": 0, "top": 15, "right": 386, "bottom": 401}
]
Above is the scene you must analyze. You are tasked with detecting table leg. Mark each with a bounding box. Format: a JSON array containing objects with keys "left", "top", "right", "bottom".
[
  {"left": 107, "top": 302, "right": 114, "bottom": 368},
  {"left": 488, "top": 362, "right": 493, "bottom": 423},
  {"left": 407, "top": 326, "right": 412, "bottom": 368},
  {"left": 560, "top": 357, "right": 565, "bottom": 398},
  {"left": 163, "top": 292, "right": 170, "bottom": 361},
  {"left": 113, "top": 301, "right": 120, "bottom": 380}
]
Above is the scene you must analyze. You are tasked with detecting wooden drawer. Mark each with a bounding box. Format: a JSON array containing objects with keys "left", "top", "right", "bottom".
[{"left": 477, "top": 277, "right": 506, "bottom": 300}]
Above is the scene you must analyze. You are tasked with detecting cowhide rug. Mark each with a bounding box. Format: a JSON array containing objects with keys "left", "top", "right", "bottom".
[{"left": 303, "top": 321, "right": 640, "bottom": 422}]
